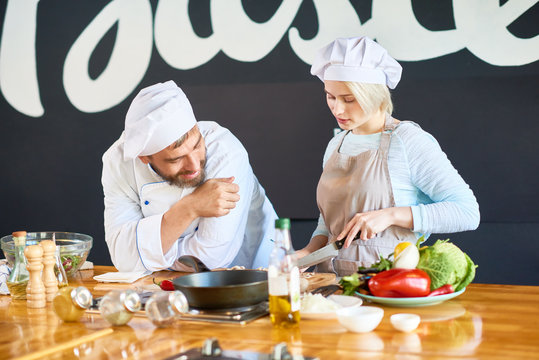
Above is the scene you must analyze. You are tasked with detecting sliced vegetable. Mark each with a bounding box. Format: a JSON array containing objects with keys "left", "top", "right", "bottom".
[
  {"left": 427, "top": 284, "right": 454, "bottom": 297},
  {"left": 394, "top": 242, "right": 412, "bottom": 259},
  {"left": 153, "top": 278, "right": 174, "bottom": 291},
  {"left": 60, "top": 254, "right": 84, "bottom": 275},
  {"left": 392, "top": 242, "right": 420, "bottom": 269},
  {"left": 357, "top": 236, "right": 425, "bottom": 273},
  {"left": 368, "top": 268, "right": 431, "bottom": 298}
]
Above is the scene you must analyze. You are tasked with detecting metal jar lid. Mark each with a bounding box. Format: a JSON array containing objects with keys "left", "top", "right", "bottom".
[
  {"left": 169, "top": 291, "right": 189, "bottom": 315},
  {"left": 70, "top": 286, "right": 93, "bottom": 309},
  {"left": 121, "top": 290, "right": 142, "bottom": 313}
]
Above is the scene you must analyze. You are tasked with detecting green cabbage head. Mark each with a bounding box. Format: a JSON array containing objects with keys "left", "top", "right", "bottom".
[{"left": 417, "top": 239, "right": 477, "bottom": 291}]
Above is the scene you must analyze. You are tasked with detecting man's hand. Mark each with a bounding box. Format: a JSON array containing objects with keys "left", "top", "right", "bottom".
[
  {"left": 189, "top": 177, "right": 240, "bottom": 218},
  {"left": 161, "top": 177, "right": 240, "bottom": 254}
]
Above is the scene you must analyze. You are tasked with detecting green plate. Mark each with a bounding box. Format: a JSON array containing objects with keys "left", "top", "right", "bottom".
[{"left": 355, "top": 288, "right": 466, "bottom": 307}]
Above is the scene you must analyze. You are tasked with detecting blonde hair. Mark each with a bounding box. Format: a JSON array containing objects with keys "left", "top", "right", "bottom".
[{"left": 345, "top": 82, "right": 394, "bottom": 115}]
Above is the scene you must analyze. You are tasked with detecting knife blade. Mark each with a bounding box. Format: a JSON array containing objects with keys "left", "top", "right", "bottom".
[{"left": 297, "top": 239, "right": 345, "bottom": 269}]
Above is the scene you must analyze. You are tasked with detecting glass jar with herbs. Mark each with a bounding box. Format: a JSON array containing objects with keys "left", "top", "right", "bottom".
[{"left": 99, "top": 289, "right": 141, "bottom": 326}]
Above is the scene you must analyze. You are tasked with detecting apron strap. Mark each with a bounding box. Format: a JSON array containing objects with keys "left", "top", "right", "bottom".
[
  {"left": 380, "top": 114, "right": 398, "bottom": 155},
  {"left": 336, "top": 130, "right": 351, "bottom": 154}
]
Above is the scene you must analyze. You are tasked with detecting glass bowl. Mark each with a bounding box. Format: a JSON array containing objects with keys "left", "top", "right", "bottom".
[{"left": 1, "top": 231, "right": 92, "bottom": 277}]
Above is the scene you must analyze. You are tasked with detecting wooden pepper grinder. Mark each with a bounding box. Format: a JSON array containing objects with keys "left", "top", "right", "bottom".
[
  {"left": 24, "top": 244, "right": 46, "bottom": 308},
  {"left": 40, "top": 240, "right": 58, "bottom": 302}
]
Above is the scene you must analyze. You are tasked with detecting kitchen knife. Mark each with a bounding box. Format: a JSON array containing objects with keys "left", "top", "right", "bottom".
[{"left": 297, "top": 239, "right": 345, "bottom": 269}]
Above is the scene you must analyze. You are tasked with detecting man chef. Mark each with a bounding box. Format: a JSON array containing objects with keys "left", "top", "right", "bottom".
[{"left": 101, "top": 80, "right": 277, "bottom": 273}]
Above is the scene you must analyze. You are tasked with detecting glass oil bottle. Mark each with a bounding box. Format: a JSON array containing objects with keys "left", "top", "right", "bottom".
[
  {"left": 6, "top": 231, "right": 30, "bottom": 300},
  {"left": 268, "top": 218, "right": 301, "bottom": 327}
]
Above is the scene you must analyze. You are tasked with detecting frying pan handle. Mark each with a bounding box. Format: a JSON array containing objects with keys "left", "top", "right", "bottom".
[{"left": 177, "top": 255, "right": 211, "bottom": 272}]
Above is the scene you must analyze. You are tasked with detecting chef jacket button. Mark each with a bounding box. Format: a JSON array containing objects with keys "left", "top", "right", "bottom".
[{"left": 144, "top": 200, "right": 149, "bottom": 205}]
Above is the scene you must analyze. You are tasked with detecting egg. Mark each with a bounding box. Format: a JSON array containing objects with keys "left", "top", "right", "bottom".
[{"left": 392, "top": 242, "right": 419, "bottom": 269}]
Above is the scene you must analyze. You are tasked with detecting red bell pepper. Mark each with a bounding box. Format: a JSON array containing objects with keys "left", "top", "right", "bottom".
[
  {"left": 368, "top": 268, "right": 431, "bottom": 297},
  {"left": 427, "top": 284, "right": 454, "bottom": 297}
]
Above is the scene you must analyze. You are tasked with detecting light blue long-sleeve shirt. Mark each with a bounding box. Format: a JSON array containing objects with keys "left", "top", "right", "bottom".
[{"left": 312, "top": 121, "right": 480, "bottom": 239}]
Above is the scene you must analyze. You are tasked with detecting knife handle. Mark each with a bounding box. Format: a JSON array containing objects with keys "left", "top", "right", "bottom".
[{"left": 335, "top": 230, "right": 361, "bottom": 249}]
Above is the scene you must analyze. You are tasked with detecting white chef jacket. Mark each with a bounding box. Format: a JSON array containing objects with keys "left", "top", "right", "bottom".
[{"left": 101, "top": 121, "right": 277, "bottom": 272}]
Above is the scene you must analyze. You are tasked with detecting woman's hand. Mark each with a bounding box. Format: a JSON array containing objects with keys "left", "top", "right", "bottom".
[{"left": 337, "top": 207, "right": 413, "bottom": 248}]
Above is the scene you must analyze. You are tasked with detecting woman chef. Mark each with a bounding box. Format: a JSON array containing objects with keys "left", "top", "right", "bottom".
[{"left": 296, "top": 37, "right": 480, "bottom": 276}]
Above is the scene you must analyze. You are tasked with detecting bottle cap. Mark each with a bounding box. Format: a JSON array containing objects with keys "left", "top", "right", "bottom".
[
  {"left": 71, "top": 286, "right": 93, "bottom": 309},
  {"left": 275, "top": 218, "right": 291, "bottom": 230},
  {"left": 122, "top": 290, "right": 142, "bottom": 313},
  {"left": 12, "top": 231, "right": 27, "bottom": 238},
  {"left": 170, "top": 291, "right": 189, "bottom": 315}
]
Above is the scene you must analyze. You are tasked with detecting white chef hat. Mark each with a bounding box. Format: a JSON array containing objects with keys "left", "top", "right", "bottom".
[
  {"left": 123, "top": 80, "right": 197, "bottom": 161},
  {"left": 311, "top": 36, "right": 402, "bottom": 89}
]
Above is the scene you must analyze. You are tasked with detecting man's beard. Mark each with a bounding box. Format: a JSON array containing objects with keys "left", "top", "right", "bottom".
[{"left": 154, "top": 158, "right": 206, "bottom": 188}]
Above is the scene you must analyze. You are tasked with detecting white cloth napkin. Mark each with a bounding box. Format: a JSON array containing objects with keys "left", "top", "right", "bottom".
[
  {"left": 79, "top": 261, "right": 94, "bottom": 270},
  {"left": 93, "top": 270, "right": 152, "bottom": 283},
  {"left": 0, "top": 259, "right": 11, "bottom": 295}
]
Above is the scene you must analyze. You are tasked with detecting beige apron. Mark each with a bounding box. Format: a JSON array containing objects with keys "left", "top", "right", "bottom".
[{"left": 316, "top": 115, "right": 416, "bottom": 276}]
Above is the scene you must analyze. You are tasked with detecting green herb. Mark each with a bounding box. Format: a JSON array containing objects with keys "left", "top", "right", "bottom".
[
  {"left": 339, "top": 273, "right": 363, "bottom": 296},
  {"left": 357, "top": 254, "right": 393, "bottom": 273}
]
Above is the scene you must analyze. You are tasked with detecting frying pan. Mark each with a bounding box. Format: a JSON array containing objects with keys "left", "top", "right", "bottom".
[{"left": 172, "top": 256, "right": 268, "bottom": 309}]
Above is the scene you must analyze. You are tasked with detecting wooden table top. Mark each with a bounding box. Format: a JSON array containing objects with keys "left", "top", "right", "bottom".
[{"left": 1, "top": 266, "right": 538, "bottom": 360}]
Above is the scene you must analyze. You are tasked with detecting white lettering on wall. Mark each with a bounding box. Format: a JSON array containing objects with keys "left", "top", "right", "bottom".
[
  {"left": 155, "top": 0, "right": 220, "bottom": 70},
  {"left": 453, "top": 0, "right": 539, "bottom": 66},
  {"left": 0, "top": 0, "right": 537, "bottom": 117},
  {"left": 369, "top": 0, "right": 463, "bottom": 61},
  {"left": 0, "top": 0, "right": 43, "bottom": 117},
  {"left": 289, "top": 0, "right": 364, "bottom": 64},
  {"left": 210, "top": 0, "right": 302, "bottom": 62},
  {"left": 63, "top": 0, "right": 153, "bottom": 113}
]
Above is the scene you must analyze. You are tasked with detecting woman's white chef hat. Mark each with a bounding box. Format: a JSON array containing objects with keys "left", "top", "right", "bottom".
[
  {"left": 311, "top": 36, "right": 402, "bottom": 89},
  {"left": 123, "top": 80, "right": 197, "bottom": 161}
]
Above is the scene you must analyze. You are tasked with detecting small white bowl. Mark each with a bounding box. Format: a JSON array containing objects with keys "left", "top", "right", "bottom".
[
  {"left": 336, "top": 306, "right": 384, "bottom": 333},
  {"left": 390, "top": 313, "right": 421, "bottom": 332}
]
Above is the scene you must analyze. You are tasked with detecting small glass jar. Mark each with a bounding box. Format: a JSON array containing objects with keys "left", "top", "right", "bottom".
[
  {"left": 145, "top": 290, "right": 189, "bottom": 327},
  {"left": 53, "top": 286, "right": 93, "bottom": 322},
  {"left": 99, "top": 289, "right": 141, "bottom": 326}
]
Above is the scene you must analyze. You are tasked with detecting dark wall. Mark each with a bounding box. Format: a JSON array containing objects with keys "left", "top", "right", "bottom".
[{"left": 1, "top": 1, "right": 538, "bottom": 284}]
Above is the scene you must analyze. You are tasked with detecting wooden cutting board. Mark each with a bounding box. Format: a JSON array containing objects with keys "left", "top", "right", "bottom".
[{"left": 302, "top": 272, "right": 337, "bottom": 293}]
